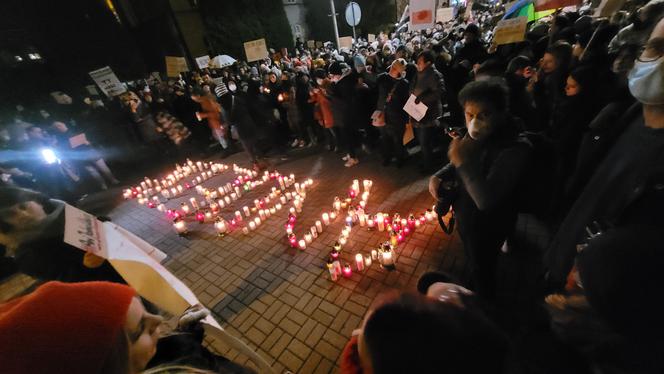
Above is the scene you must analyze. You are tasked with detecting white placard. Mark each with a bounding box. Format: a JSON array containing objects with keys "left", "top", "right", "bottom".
[
  {"left": 367, "top": 33, "right": 376, "bottom": 42},
  {"left": 403, "top": 94, "right": 428, "bottom": 122},
  {"left": 89, "top": 66, "right": 126, "bottom": 97},
  {"left": 68, "top": 133, "right": 89, "bottom": 148},
  {"left": 339, "top": 36, "right": 354, "bottom": 49},
  {"left": 165, "top": 56, "right": 189, "bottom": 78},
  {"left": 195, "top": 55, "right": 211, "bottom": 69},
  {"left": 410, "top": 0, "right": 436, "bottom": 31},
  {"left": 436, "top": 7, "right": 454, "bottom": 23},
  {"left": 63, "top": 204, "right": 275, "bottom": 373},
  {"left": 243, "top": 38, "right": 269, "bottom": 63}
]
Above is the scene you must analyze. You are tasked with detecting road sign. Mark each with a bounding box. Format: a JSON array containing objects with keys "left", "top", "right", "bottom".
[{"left": 345, "top": 2, "right": 361, "bottom": 27}]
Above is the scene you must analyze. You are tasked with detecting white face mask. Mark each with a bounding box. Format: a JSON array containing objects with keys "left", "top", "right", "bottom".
[
  {"left": 628, "top": 56, "right": 664, "bottom": 105},
  {"left": 316, "top": 78, "right": 324, "bottom": 85},
  {"left": 227, "top": 83, "right": 237, "bottom": 92},
  {"left": 467, "top": 118, "right": 479, "bottom": 139}
]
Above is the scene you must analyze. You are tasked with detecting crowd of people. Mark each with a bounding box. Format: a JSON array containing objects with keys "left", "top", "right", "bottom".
[{"left": 1, "top": 0, "right": 664, "bottom": 372}]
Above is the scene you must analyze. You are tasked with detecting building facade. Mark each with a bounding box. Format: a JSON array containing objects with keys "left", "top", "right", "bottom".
[{"left": 283, "top": 0, "right": 307, "bottom": 40}]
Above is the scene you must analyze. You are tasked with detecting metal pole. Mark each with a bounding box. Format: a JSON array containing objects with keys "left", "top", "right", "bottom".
[
  {"left": 351, "top": 4, "right": 357, "bottom": 41},
  {"left": 330, "top": 0, "right": 340, "bottom": 49}
]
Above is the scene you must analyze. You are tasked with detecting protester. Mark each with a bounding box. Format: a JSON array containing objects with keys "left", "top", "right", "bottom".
[
  {"left": 375, "top": 58, "right": 410, "bottom": 167},
  {"left": 0, "top": 281, "right": 255, "bottom": 373}
]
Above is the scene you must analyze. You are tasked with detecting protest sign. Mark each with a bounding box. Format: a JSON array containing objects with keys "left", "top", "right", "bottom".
[
  {"left": 85, "top": 85, "right": 99, "bottom": 96},
  {"left": 165, "top": 56, "right": 188, "bottom": 78},
  {"left": 594, "top": 0, "right": 626, "bottom": 17},
  {"left": 307, "top": 40, "right": 316, "bottom": 48},
  {"left": 68, "top": 133, "right": 89, "bottom": 149},
  {"left": 316, "top": 41, "right": 324, "bottom": 48},
  {"left": 436, "top": 7, "right": 454, "bottom": 23},
  {"left": 403, "top": 94, "right": 428, "bottom": 122},
  {"left": 368, "top": 33, "right": 376, "bottom": 42},
  {"left": 89, "top": 66, "right": 126, "bottom": 97},
  {"left": 493, "top": 17, "right": 528, "bottom": 45},
  {"left": 63, "top": 204, "right": 275, "bottom": 373},
  {"left": 534, "top": 0, "right": 581, "bottom": 11},
  {"left": 243, "top": 38, "right": 269, "bottom": 62},
  {"left": 339, "top": 36, "right": 354, "bottom": 49},
  {"left": 410, "top": 0, "right": 436, "bottom": 31},
  {"left": 195, "top": 55, "right": 211, "bottom": 69}
]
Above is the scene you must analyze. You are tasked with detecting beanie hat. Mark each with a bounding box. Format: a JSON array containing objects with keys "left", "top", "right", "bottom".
[
  {"left": 577, "top": 225, "right": 664, "bottom": 340},
  {"left": 0, "top": 281, "right": 136, "bottom": 373},
  {"left": 390, "top": 58, "right": 408, "bottom": 73}
]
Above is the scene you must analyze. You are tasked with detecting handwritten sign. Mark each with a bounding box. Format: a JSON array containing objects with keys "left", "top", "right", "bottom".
[
  {"left": 436, "top": 7, "right": 454, "bottom": 23},
  {"left": 493, "top": 17, "right": 528, "bottom": 45},
  {"left": 403, "top": 94, "right": 428, "bottom": 122},
  {"left": 316, "top": 41, "right": 324, "bottom": 48},
  {"left": 195, "top": 55, "right": 211, "bottom": 69},
  {"left": 68, "top": 133, "right": 89, "bottom": 148},
  {"left": 165, "top": 56, "right": 189, "bottom": 78},
  {"left": 410, "top": 0, "right": 436, "bottom": 31},
  {"left": 89, "top": 66, "right": 126, "bottom": 97},
  {"left": 64, "top": 204, "right": 106, "bottom": 257},
  {"left": 307, "top": 40, "right": 316, "bottom": 48},
  {"left": 243, "top": 38, "right": 269, "bottom": 62},
  {"left": 339, "top": 36, "right": 353, "bottom": 49},
  {"left": 368, "top": 33, "right": 376, "bottom": 42}
]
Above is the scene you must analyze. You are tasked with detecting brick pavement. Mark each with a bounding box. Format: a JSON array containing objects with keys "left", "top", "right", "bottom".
[{"left": 108, "top": 149, "right": 465, "bottom": 373}]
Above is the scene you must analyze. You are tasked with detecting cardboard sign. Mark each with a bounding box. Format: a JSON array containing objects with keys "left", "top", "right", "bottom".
[
  {"left": 63, "top": 204, "right": 275, "bottom": 373},
  {"left": 316, "top": 41, "right": 324, "bottom": 48},
  {"left": 165, "top": 56, "right": 188, "bottom": 78},
  {"left": 410, "top": 0, "right": 436, "bottom": 31},
  {"left": 339, "top": 36, "right": 354, "bottom": 49},
  {"left": 68, "top": 133, "right": 89, "bottom": 148},
  {"left": 436, "top": 7, "right": 454, "bottom": 23},
  {"left": 89, "top": 66, "right": 126, "bottom": 97},
  {"left": 594, "top": 0, "right": 626, "bottom": 17},
  {"left": 493, "top": 16, "right": 528, "bottom": 45},
  {"left": 534, "top": 0, "right": 581, "bottom": 11},
  {"left": 195, "top": 55, "right": 211, "bottom": 69},
  {"left": 368, "top": 33, "right": 376, "bottom": 42},
  {"left": 147, "top": 71, "right": 162, "bottom": 86},
  {"left": 85, "top": 85, "right": 99, "bottom": 96},
  {"left": 403, "top": 94, "right": 428, "bottom": 122},
  {"left": 307, "top": 40, "right": 316, "bottom": 48},
  {"left": 243, "top": 38, "right": 269, "bottom": 62}
]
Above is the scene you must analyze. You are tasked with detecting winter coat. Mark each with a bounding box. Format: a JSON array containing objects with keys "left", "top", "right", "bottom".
[
  {"left": 197, "top": 96, "right": 223, "bottom": 131},
  {"left": 376, "top": 73, "right": 410, "bottom": 128},
  {"left": 310, "top": 84, "right": 334, "bottom": 128},
  {"left": 329, "top": 73, "right": 358, "bottom": 128},
  {"left": 410, "top": 65, "right": 446, "bottom": 125},
  {"left": 130, "top": 103, "right": 161, "bottom": 143}
]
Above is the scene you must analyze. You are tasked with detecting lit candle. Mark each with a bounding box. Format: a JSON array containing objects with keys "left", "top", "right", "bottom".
[
  {"left": 333, "top": 260, "right": 342, "bottom": 275},
  {"left": 342, "top": 264, "right": 352, "bottom": 277},
  {"left": 205, "top": 211, "right": 213, "bottom": 221},
  {"left": 259, "top": 210, "right": 266, "bottom": 220},
  {"left": 310, "top": 226, "right": 318, "bottom": 238},
  {"left": 157, "top": 204, "right": 165, "bottom": 212},
  {"left": 355, "top": 253, "right": 365, "bottom": 271},
  {"left": 376, "top": 213, "right": 385, "bottom": 231},
  {"left": 334, "top": 197, "right": 341, "bottom": 211},
  {"left": 243, "top": 206, "right": 250, "bottom": 217},
  {"left": 196, "top": 211, "right": 205, "bottom": 224},
  {"left": 345, "top": 215, "right": 353, "bottom": 227},
  {"left": 275, "top": 203, "right": 282, "bottom": 210},
  {"left": 315, "top": 220, "right": 323, "bottom": 233},
  {"left": 214, "top": 219, "right": 227, "bottom": 235},
  {"left": 242, "top": 227, "right": 250, "bottom": 235},
  {"left": 371, "top": 249, "right": 378, "bottom": 260},
  {"left": 249, "top": 221, "right": 256, "bottom": 231},
  {"left": 304, "top": 233, "right": 312, "bottom": 244},
  {"left": 359, "top": 214, "right": 366, "bottom": 227},
  {"left": 339, "top": 236, "right": 347, "bottom": 245},
  {"left": 381, "top": 244, "right": 395, "bottom": 267},
  {"left": 298, "top": 240, "right": 306, "bottom": 250},
  {"left": 425, "top": 210, "right": 433, "bottom": 222},
  {"left": 235, "top": 211, "right": 243, "bottom": 222},
  {"left": 330, "top": 211, "right": 337, "bottom": 220},
  {"left": 327, "top": 260, "right": 338, "bottom": 281},
  {"left": 224, "top": 196, "right": 231, "bottom": 205},
  {"left": 363, "top": 179, "right": 372, "bottom": 193},
  {"left": 286, "top": 224, "right": 293, "bottom": 234},
  {"left": 364, "top": 254, "right": 372, "bottom": 267},
  {"left": 367, "top": 217, "right": 375, "bottom": 229},
  {"left": 173, "top": 219, "right": 188, "bottom": 235},
  {"left": 147, "top": 201, "right": 156, "bottom": 208},
  {"left": 270, "top": 207, "right": 276, "bottom": 214},
  {"left": 322, "top": 213, "right": 330, "bottom": 225},
  {"left": 289, "top": 207, "right": 296, "bottom": 214},
  {"left": 359, "top": 200, "right": 366, "bottom": 209},
  {"left": 254, "top": 217, "right": 261, "bottom": 226},
  {"left": 280, "top": 196, "right": 287, "bottom": 204},
  {"left": 181, "top": 203, "right": 191, "bottom": 215}
]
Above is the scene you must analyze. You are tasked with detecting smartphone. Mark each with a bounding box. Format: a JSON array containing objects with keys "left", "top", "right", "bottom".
[{"left": 445, "top": 126, "right": 467, "bottom": 139}]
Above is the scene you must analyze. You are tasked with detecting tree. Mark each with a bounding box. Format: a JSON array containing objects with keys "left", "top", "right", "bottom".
[
  {"left": 304, "top": 0, "right": 396, "bottom": 43},
  {"left": 199, "top": 0, "right": 293, "bottom": 61}
]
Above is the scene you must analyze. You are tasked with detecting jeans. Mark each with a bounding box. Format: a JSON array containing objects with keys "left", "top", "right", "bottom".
[
  {"left": 379, "top": 124, "right": 405, "bottom": 164},
  {"left": 416, "top": 125, "right": 436, "bottom": 169}
]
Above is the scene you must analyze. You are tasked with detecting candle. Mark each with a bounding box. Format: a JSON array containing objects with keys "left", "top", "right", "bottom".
[
  {"left": 345, "top": 215, "right": 353, "bottom": 227},
  {"left": 342, "top": 264, "right": 352, "bottom": 278},
  {"left": 371, "top": 249, "right": 378, "bottom": 260},
  {"left": 364, "top": 254, "right": 372, "bottom": 267},
  {"left": 304, "top": 233, "right": 312, "bottom": 244},
  {"left": 376, "top": 213, "right": 385, "bottom": 231},
  {"left": 355, "top": 253, "right": 365, "bottom": 271},
  {"left": 333, "top": 197, "right": 341, "bottom": 211},
  {"left": 330, "top": 211, "right": 337, "bottom": 220},
  {"left": 327, "top": 260, "right": 338, "bottom": 281},
  {"left": 254, "top": 217, "right": 261, "bottom": 226},
  {"left": 224, "top": 196, "right": 232, "bottom": 205},
  {"left": 254, "top": 199, "right": 261, "bottom": 209},
  {"left": 275, "top": 203, "right": 282, "bottom": 210},
  {"left": 147, "top": 201, "right": 156, "bottom": 208},
  {"left": 381, "top": 244, "right": 395, "bottom": 267},
  {"left": 333, "top": 260, "right": 342, "bottom": 275},
  {"left": 235, "top": 211, "right": 243, "bottom": 222},
  {"left": 322, "top": 213, "right": 330, "bottom": 225},
  {"left": 205, "top": 211, "right": 213, "bottom": 221},
  {"left": 363, "top": 179, "right": 372, "bottom": 193},
  {"left": 214, "top": 219, "right": 227, "bottom": 235},
  {"left": 157, "top": 204, "right": 165, "bottom": 212},
  {"left": 315, "top": 220, "right": 323, "bottom": 233},
  {"left": 286, "top": 224, "right": 293, "bottom": 234},
  {"left": 339, "top": 236, "right": 347, "bottom": 245},
  {"left": 269, "top": 207, "right": 276, "bottom": 214},
  {"left": 367, "top": 217, "right": 375, "bottom": 229},
  {"left": 243, "top": 206, "right": 250, "bottom": 217},
  {"left": 298, "top": 240, "right": 306, "bottom": 250},
  {"left": 359, "top": 200, "right": 366, "bottom": 209},
  {"left": 242, "top": 227, "right": 250, "bottom": 235},
  {"left": 289, "top": 207, "right": 296, "bottom": 215},
  {"left": 278, "top": 177, "right": 286, "bottom": 190},
  {"left": 280, "top": 196, "right": 287, "bottom": 204},
  {"left": 181, "top": 203, "right": 190, "bottom": 215},
  {"left": 196, "top": 211, "right": 205, "bottom": 224},
  {"left": 249, "top": 221, "right": 256, "bottom": 231},
  {"left": 359, "top": 214, "right": 366, "bottom": 227},
  {"left": 425, "top": 210, "right": 433, "bottom": 222},
  {"left": 259, "top": 210, "right": 266, "bottom": 220},
  {"left": 173, "top": 219, "right": 188, "bottom": 235},
  {"left": 310, "top": 226, "right": 318, "bottom": 238}
]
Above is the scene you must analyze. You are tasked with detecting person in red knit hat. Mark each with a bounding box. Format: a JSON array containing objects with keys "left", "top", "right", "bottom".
[{"left": 0, "top": 281, "right": 255, "bottom": 374}]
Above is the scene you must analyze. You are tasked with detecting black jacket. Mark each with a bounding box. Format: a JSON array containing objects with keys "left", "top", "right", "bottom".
[
  {"left": 410, "top": 66, "right": 446, "bottom": 125},
  {"left": 376, "top": 73, "right": 410, "bottom": 127}
]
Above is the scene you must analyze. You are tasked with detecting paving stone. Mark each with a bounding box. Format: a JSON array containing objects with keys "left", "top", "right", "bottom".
[
  {"left": 315, "top": 339, "right": 342, "bottom": 362},
  {"left": 279, "top": 349, "right": 304, "bottom": 372},
  {"left": 287, "top": 338, "right": 312, "bottom": 361}
]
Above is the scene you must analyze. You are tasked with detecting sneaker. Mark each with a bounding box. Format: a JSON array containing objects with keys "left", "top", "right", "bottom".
[
  {"left": 298, "top": 140, "right": 306, "bottom": 148},
  {"left": 342, "top": 154, "right": 350, "bottom": 161},
  {"left": 290, "top": 139, "right": 299, "bottom": 148},
  {"left": 344, "top": 158, "right": 359, "bottom": 167}
]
